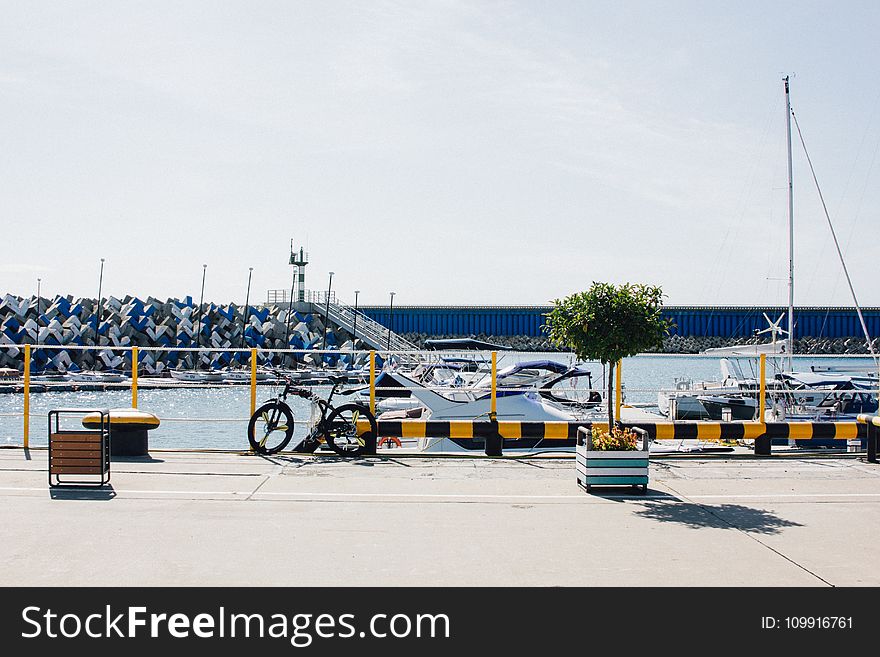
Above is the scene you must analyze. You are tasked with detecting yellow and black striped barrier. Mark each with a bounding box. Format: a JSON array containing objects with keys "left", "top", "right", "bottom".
[
  {"left": 366, "top": 419, "right": 867, "bottom": 456},
  {"left": 856, "top": 414, "right": 879, "bottom": 463}
]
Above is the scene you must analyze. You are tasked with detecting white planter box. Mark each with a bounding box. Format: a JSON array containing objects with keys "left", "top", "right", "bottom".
[{"left": 576, "top": 426, "right": 649, "bottom": 494}]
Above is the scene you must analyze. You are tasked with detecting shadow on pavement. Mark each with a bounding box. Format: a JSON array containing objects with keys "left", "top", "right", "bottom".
[
  {"left": 111, "top": 456, "right": 165, "bottom": 464},
  {"left": 49, "top": 485, "right": 117, "bottom": 501},
  {"left": 253, "top": 453, "right": 407, "bottom": 468},
  {"left": 634, "top": 501, "right": 803, "bottom": 535}
]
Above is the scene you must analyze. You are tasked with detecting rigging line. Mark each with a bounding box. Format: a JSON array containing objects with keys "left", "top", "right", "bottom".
[
  {"left": 790, "top": 109, "right": 877, "bottom": 363},
  {"left": 841, "top": 84, "right": 880, "bottom": 244},
  {"left": 825, "top": 88, "right": 880, "bottom": 308},
  {"left": 704, "top": 99, "right": 776, "bottom": 303},
  {"left": 841, "top": 108, "right": 880, "bottom": 256},
  {"left": 819, "top": 306, "right": 831, "bottom": 340}
]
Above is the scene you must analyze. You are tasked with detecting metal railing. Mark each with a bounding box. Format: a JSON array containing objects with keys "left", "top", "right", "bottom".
[
  {"left": 2, "top": 346, "right": 876, "bottom": 456},
  {"left": 305, "top": 291, "right": 338, "bottom": 305},
  {"left": 266, "top": 289, "right": 290, "bottom": 304},
  {"left": 323, "top": 298, "right": 419, "bottom": 356}
]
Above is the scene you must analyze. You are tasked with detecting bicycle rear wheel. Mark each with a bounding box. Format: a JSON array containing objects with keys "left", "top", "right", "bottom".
[
  {"left": 248, "top": 401, "right": 295, "bottom": 454},
  {"left": 324, "top": 403, "right": 377, "bottom": 457}
]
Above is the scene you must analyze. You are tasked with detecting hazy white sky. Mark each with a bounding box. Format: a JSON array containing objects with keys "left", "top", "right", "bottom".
[{"left": 2, "top": 1, "right": 879, "bottom": 307}]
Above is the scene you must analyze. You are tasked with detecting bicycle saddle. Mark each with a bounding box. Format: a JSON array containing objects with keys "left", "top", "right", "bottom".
[{"left": 328, "top": 375, "right": 348, "bottom": 385}]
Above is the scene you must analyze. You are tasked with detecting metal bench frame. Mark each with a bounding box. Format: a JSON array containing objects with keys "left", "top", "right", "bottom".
[{"left": 48, "top": 408, "right": 111, "bottom": 488}]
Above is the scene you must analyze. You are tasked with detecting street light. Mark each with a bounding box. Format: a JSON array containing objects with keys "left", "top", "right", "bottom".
[
  {"left": 36, "top": 278, "right": 41, "bottom": 337},
  {"left": 352, "top": 290, "right": 360, "bottom": 351},
  {"left": 387, "top": 291, "right": 396, "bottom": 352},
  {"left": 322, "top": 272, "right": 334, "bottom": 354},
  {"left": 195, "top": 264, "right": 207, "bottom": 358},
  {"left": 95, "top": 259, "right": 105, "bottom": 366},
  {"left": 240, "top": 267, "right": 253, "bottom": 354}
]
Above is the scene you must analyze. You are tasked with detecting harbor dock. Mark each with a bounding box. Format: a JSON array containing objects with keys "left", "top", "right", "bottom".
[{"left": 1, "top": 448, "right": 878, "bottom": 586}]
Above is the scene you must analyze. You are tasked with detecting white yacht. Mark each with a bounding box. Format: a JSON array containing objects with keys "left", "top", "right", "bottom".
[
  {"left": 66, "top": 370, "right": 127, "bottom": 384},
  {"left": 220, "top": 367, "right": 273, "bottom": 383},
  {"left": 168, "top": 368, "right": 223, "bottom": 383}
]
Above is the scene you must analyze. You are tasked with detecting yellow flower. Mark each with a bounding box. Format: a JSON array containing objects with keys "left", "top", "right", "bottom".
[{"left": 591, "top": 425, "right": 639, "bottom": 451}]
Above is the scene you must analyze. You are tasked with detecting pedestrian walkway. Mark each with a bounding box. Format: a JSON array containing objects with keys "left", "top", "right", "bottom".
[{"left": 1, "top": 449, "right": 878, "bottom": 586}]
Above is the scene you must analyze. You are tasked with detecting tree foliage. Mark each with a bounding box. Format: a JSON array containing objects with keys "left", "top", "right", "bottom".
[
  {"left": 544, "top": 282, "right": 669, "bottom": 364},
  {"left": 543, "top": 282, "right": 671, "bottom": 428}
]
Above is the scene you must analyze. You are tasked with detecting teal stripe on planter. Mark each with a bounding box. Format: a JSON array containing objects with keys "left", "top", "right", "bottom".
[
  {"left": 584, "top": 468, "right": 649, "bottom": 477},
  {"left": 585, "top": 476, "right": 649, "bottom": 486},
  {"left": 585, "top": 458, "right": 649, "bottom": 468}
]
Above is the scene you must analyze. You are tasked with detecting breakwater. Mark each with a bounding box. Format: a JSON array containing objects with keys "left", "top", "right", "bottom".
[
  {"left": 2, "top": 292, "right": 878, "bottom": 373},
  {"left": 401, "top": 333, "right": 879, "bottom": 355},
  {"left": 0, "top": 294, "right": 363, "bottom": 373},
  {"left": 362, "top": 305, "right": 880, "bottom": 340}
]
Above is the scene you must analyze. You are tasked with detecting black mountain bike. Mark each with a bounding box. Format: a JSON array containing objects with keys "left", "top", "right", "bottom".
[{"left": 247, "top": 375, "right": 377, "bottom": 456}]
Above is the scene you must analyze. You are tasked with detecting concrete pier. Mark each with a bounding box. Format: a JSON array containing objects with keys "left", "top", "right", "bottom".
[{"left": 0, "top": 448, "right": 878, "bottom": 586}]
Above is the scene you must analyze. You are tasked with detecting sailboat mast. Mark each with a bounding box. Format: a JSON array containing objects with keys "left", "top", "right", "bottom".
[{"left": 784, "top": 76, "right": 794, "bottom": 372}]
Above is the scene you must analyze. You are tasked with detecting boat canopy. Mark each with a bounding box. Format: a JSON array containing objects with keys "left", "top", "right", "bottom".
[
  {"left": 776, "top": 372, "right": 858, "bottom": 387},
  {"left": 424, "top": 338, "right": 513, "bottom": 351},
  {"left": 496, "top": 360, "right": 570, "bottom": 378},
  {"left": 541, "top": 365, "right": 593, "bottom": 388}
]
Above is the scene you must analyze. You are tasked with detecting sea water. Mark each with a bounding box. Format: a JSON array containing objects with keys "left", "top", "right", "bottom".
[{"left": 1, "top": 353, "right": 873, "bottom": 450}]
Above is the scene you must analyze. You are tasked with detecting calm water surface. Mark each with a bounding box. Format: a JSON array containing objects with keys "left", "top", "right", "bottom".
[{"left": 1, "top": 353, "right": 873, "bottom": 449}]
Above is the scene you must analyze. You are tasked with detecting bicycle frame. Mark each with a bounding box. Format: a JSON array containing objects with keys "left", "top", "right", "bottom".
[
  {"left": 249, "top": 375, "right": 375, "bottom": 456},
  {"left": 275, "top": 378, "right": 353, "bottom": 440}
]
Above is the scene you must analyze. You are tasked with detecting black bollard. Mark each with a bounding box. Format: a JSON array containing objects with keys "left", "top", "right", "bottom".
[
  {"left": 484, "top": 417, "right": 503, "bottom": 457},
  {"left": 363, "top": 429, "right": 377, "bottom": 456},
  {"left": 754, "top": 433, "right": 772, "bottom": 456},
  {"left": 868, "top": 423, "right": 878, "bottom": 464},
  {"left": 485, "top": 432, "right": 503, "bottom": 457}
]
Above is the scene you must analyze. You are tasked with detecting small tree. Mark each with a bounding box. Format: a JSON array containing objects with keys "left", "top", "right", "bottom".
[{"left": 544, "top": 282, "right": 670, "bottom": 428}]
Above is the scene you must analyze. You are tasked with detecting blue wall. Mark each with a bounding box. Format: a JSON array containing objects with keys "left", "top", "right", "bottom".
[{"left": 359, "top": 306, "right": 880, "bottom": 339}]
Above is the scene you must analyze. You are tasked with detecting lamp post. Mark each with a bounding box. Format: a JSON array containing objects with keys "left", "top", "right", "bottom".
[
  {"left": 36, "top": 278, "right": 41, "bottom": 338},
  {"left": 94, "top": 258, "right": 105, "bottom": 367},
  {"left": 352, "top": 290, "right": 360, "bottom": 350},
  {"left": 195, "top": 264, "right": 207, "bottom": 361},
  {"left": 387, "top": 291, "right": 395, "bottom": 352},
  {"left": 321, "top": 272, "right": 334, "bottom": 355},
  {"left": 240, "top": 267, "right": 253, "bottom": 354}
]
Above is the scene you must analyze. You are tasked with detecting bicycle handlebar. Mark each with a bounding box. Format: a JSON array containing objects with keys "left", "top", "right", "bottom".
[
  {"left": 281, "top": 383, "right": 314, "bottom": 400},
  {"left": 280, "top": 377, "right": 360, "bottom": 403}
]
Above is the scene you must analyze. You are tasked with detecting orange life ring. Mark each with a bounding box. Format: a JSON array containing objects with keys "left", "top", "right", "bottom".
[{"left": 378, "top": 436, "right": 402, "bottom": 448}]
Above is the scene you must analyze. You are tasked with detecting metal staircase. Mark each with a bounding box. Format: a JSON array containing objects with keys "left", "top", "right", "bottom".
[{"left": 319, "top": 296, "right": 419, "bottom": 356}]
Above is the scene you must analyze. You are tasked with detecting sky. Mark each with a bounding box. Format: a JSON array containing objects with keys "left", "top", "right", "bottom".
[{"left": 2, "top": 1, "right": 879, "bottom": 308}]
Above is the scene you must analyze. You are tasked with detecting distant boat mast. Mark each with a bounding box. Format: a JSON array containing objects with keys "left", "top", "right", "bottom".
[{"left": 784, "top": 75, "right": 795, "bottom": 373}]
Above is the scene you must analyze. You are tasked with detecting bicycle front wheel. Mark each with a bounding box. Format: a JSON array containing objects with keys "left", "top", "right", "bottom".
[
  {"left": 248, "top": 401, "right": 295, "bottom": 454},
  {"left": 324, "top": 403, "right": 377, "bottom": 457}
]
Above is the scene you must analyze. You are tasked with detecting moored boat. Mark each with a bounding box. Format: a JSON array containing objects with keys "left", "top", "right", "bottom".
[
  {"left": 168, "top": 368, "right": 223, "bottom": 383},
  {"left": 220, "top": 367, "right": 274, "bottom": 382},
  {"left": 66, "top": 370, "right": 127, "bottom": 384}
]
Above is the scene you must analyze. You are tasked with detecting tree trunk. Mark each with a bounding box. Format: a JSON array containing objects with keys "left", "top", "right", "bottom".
[{"left": 607, "top": 361, "right": 615, "bottom": 429}]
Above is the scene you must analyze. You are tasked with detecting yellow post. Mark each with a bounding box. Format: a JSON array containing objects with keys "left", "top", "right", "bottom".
[
  {"left": 758, "top": 353, "right": 766, "bottom": 424},
  {"left": 615, "top": 359, "right": 622, "bottom": 422},
  {"left": 490, "top": 351, "right": 497, "bottom": 417},
  {"left": 131, "top": 346, "right": 139, "bottom": 409},
  {"left": 369, "top": 350, "right": 376, "bottom": 414},
  {"left": 250, "top": 348, "right": 257, "bottom": 417},
  {"left": 23, "top": 344, "right": 30, "bottom": 449}
]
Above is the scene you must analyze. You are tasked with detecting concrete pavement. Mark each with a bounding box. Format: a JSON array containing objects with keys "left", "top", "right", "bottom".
[{"left": 1, "top": 448, "right": 879, "bottom": 586}]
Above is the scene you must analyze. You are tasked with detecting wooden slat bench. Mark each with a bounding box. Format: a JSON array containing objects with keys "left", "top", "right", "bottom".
[{"left": 48, "top": 409, "right": 110, "bottom": 488}]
